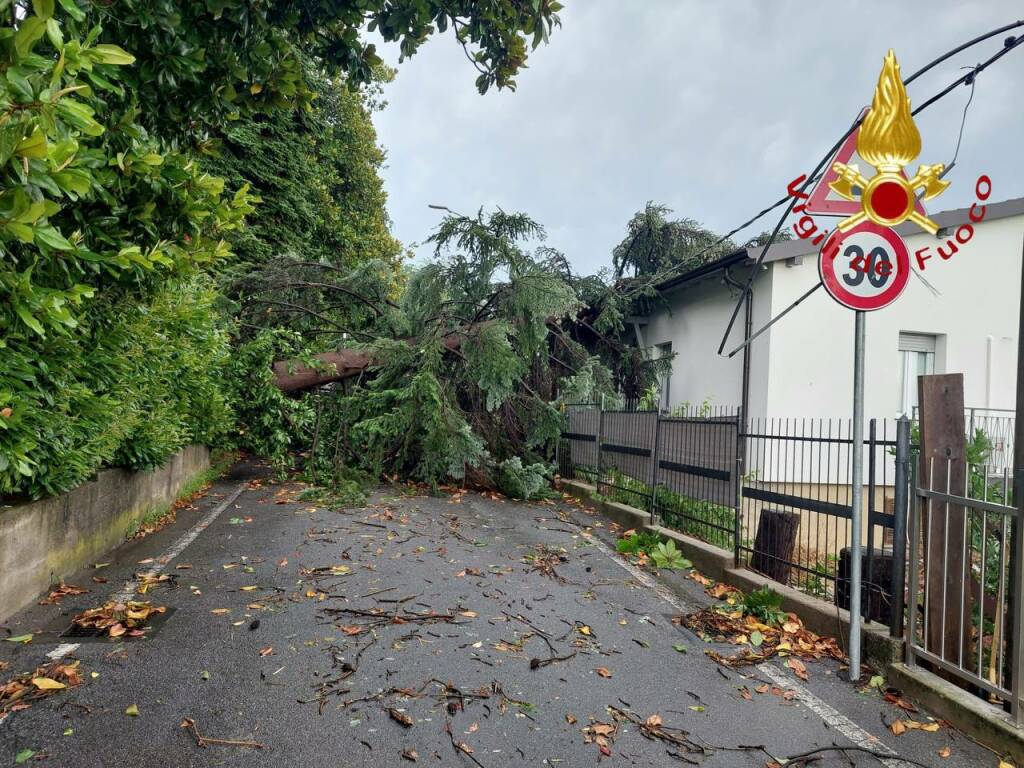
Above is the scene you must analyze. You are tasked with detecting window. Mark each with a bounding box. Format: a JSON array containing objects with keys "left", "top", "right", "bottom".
[
  {"left": 898, "top": 333, "right": 936, "bottom": 415},
  {"left": 656, "top": 343, "right": 672, "bottom": 412}
]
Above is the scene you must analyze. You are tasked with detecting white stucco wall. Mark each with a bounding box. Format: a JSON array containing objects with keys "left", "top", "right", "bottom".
[
  {"left": 642, "top": 268, "right": 773, "bottom": 417},
  {"left": 765, "top": 211, "right": 1022, "bottom": 418}
]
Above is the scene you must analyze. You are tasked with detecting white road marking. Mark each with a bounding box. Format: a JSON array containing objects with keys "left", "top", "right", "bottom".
[
  {"left": 585, "top": 523, "right": 911, "bottom": 766},
  {"left": 0, "top": 481, "right": 249, "bottom": 730},
  {"left": 757, "top": 663, "right": 912, "bottom": 768},
  {"left": 46, "top": 643, "right": 81, "bottom": 660},
  {"left": 113, "top": 481, "right": 247, "bottom": 603}
]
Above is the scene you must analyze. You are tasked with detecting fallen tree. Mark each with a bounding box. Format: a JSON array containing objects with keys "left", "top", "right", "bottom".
[{"left": 234, "top": 208, "right": 664, "bottom": 492}]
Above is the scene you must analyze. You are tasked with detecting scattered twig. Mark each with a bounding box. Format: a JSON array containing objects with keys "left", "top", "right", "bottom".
[{"left": 180, "top": 718, "right": 265, "bottom": 750}]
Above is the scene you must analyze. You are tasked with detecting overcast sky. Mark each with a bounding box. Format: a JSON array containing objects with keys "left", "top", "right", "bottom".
[{"left": 371, "top": 2, "right": 1024, "bottom": 274}]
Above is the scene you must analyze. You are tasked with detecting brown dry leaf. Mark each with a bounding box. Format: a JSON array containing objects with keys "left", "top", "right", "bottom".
[
  {"left": 401, "top": 748, "right": 418, "bottom": 762},
  {"left": 455, "top": 741, "right": 473, "bottom": 755},
  {"left": 890, "top": 720, "right": 908, "bottom": 736},
  {"left": 459, "top": 610, "right": 478, "bottom": 618},
  {"left": 706, "top": 583, "right": 736, "bottom": 600},
  {"left": 883, "top": 692, "right": 918, "bottom": 712},
  {"left": 688, "top": 571, "right": 713, "bottom": 586},
  {"left": 211, "top": 608, "right": 230, "bottom": 615},
  {"left": 755, "top": 684, "right": 770, "bottom": 694},
  {"left": 938, "top": 746, "right": 951, "bottom": 758},
  {"left": 341, "top": 626, "right": 364, "bottom": 636},
  {"left": 38, "top": 582, "right": 89, "bottom": 605},
  {"left": 645, "top": 714, "right": 662, "bottom": 727},
  {"left": 591, "top": 724, "right": 615, "bottom": 736},
  {"left": 467, "top": 723, "right": 479, "bottom": 733},
  {"left": 595, "top": 667, "right": 613, "bottom": 678},
  {"left": 786, "top": 658, "right": 809, "bottom": 681},
  {"left": 388, "top": 708, "right": 413, "bottom": 728},
  {"left": 739, "top": 687, "right": 752, "bottom": 700},
  {"left": 565, "top": 713, "right": 577, "bottom": 725},
  {"left": 258, "top": 647, "right": 274, "bottom": 657}
]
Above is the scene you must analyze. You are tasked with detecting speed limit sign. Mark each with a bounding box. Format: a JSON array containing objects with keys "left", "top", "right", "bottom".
[{"left": 818, "top": 221, "right": 910, "bottom": 311}]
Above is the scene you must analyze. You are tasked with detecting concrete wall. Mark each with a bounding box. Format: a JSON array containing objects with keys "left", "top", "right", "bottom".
[{"left": 0, "top": 445, "right": 210, "bottom": 623}]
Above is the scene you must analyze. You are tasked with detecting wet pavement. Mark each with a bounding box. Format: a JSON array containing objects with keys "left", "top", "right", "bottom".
[{"left": 0, "top": 460, "right": 1002, "bottom": 767}]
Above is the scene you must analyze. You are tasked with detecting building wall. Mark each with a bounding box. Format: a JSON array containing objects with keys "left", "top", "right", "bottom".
[
  {"left": 642, "top": 268, "right": 773, "bottom": 416},
  {"left": 765, "top": 212, "right": 1023, "bottom": 417}
]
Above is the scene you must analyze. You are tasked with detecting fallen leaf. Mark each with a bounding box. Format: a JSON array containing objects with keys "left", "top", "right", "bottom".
[
  {"left": 401, "top": 748, "right": 418, "bottom": 762},
  {"left": 388, "top": 708, "right": 413, "bottom": 728},
  {"left": 459, "top": 610, "right": 478, "bottom": 618},
  {"left": 890, "top": 720, "right": 907, "bottom": 736},
  {"left": 672, "top": 644, "right": 687, "bottom": 654},
  {"left": 125, "top": 704, "right": 139, "bottom": 717},
  {"left": 565, "top": 714, "right": 577, "bottom": 724},
  {"left": 5, "top": 634, "right": 32, "bottom": 644},
  {"left": 259, "top": 646, "right": 274, "bottom": 657},
  {"left": 938, "top": 746, "right": 951, "bottom": 758},
  {"left": 455, "top": 741, "right": 473, "bottom": 755},
  {"left": 787, "top": 658, "right": 809, "bottom": 681},
  {"left": 578, "top": 625, "right": 592, "bottom": 636},
  {"left": 755, "top": 684, "right": 770, "bottom": 694},
  {"left": 645, "top": 714, "right": 662, "bottom": 727},
  {"left": 211, "top": 608, "right": 230, "bottom": 615},
  {"left": 32, "top": 677, "right": 66, "bottom": 690},
  {"left": 595, "top": 667, "right": 612, "bottom": 678},
  {"left": 240, "top": 585, "right": 258, "bottom": 592},
  {"left": 14, "top": 750, "right": 34, "bottom": 764},
  {"left": 750, "top": 630, "right": 763, "bottom": 647}
]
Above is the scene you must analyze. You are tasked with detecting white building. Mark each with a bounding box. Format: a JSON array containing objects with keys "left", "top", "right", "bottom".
[{"left": 634, "top": 197, "right": 1024, "bottom": 421}]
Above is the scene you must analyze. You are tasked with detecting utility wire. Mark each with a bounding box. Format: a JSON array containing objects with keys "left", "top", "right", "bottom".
[
  {"left": 720, "top": 32, "right": 1024, "bottom": 359},
  {"left": 714, "top": 21, "right": 1024, "bottom": 356}
]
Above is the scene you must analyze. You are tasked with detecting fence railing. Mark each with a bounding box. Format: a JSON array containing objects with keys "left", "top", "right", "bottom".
[
  {"left": 558, "top": 404, "right": 910, "bottom": 631},
  {"left": 912, "top": 405, "right": 1015, "bottom": 472},
  {"left": 905, "top": 456, "right": 1021, "bottom": 724}
]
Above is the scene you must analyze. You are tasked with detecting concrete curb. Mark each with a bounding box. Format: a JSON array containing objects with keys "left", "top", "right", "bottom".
[
  {"left": 557, "top": 477, "right": 1024, "bottom": 758},
  {"left": 888, "top": 663, "right": 1024, "bottom": 764}
]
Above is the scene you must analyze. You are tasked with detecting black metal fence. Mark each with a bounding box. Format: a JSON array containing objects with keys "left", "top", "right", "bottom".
[{"left": 557, "top": 403, "right": 912, "bottom": 631}]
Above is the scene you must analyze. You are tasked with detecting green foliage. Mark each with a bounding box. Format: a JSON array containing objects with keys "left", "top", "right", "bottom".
[
  {"left": 83, "top": 0, "right": 562, "bottom": 142},
  {"left": 223, "top": 329, "right": 315, "bottom": 474},
  {"left": 649, "top": 539, "right": 691, "bottom": 570},
  {"left": 208, "top": 67, "right": 403, "bottom": 278},
  {"left": 495, "top": 456, "right": 552, "bottom": 500},
  {"left": 616, "top": 531, "right": 662, "bottom": 555},
  {"left": 741, "top": 586, "right": 787, "bottom": 626},
  {"left": 1, "top": 278, "right": 233, "bottom": 497}
]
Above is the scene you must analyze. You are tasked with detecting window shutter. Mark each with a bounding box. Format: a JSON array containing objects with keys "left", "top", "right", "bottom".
[{"left": 898, "top": 332, "right": 936, "bottom": 354}]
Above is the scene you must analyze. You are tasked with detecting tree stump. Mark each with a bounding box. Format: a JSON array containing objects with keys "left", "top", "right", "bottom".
[{"left": 750, "top": 509, "right": 800, "bottom": 583}]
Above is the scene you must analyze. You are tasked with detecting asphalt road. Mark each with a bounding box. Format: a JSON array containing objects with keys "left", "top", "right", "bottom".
[{"left": 0, "top": 460, "right": 1003, "bottom": 767}]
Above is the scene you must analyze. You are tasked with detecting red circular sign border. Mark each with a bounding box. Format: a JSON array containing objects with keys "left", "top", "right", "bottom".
[{"left": 818, "top": 222, "right": 910, "bottom": 311}]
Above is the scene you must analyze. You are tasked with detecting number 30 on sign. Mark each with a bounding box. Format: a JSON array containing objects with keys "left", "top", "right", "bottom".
[{"left": 818, "top": 221, "right": 910, "bottom": 311}]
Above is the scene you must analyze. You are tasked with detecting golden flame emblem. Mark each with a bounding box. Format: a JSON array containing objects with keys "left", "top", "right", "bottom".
[{"left": 830, "top": 50, "right": 949, "bottom": 234}]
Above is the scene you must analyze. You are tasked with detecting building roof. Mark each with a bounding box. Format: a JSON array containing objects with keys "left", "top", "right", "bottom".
[{"left": 652, "top": 195, "right": 1024, "bottom": 295}]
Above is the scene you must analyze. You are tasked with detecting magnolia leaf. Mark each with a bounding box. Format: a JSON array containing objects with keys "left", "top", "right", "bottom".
[
  {"left": 91, "top": 44, "right": 136, "bottom": 66},
  {"left": 32, "top": 676, "right": 66, "bottom": 690}
]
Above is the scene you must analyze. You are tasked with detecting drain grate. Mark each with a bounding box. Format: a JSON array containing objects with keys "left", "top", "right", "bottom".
[{"left": 58, "top": 607, "right": 177, "bottom": 643}]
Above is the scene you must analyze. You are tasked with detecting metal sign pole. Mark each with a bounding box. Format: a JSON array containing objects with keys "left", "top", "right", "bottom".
[{"left": 848, "top": 309, "right": 866, "bottom": 681}]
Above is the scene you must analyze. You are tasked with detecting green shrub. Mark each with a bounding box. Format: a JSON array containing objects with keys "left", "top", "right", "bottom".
[
  {"left": 616, "top": 531, "right": 662, "bottom": 555},
  {"left": 1, "top": 278, "right": 232, "bottom": 498},
  {"left": 741, "top": 586, "right": 787, "bottom": 626},
  {"left": 496, "top": 457, "right": 552, "bottom": 500}
]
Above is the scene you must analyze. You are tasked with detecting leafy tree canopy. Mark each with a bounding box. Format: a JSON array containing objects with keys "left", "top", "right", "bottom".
[{"left": 83, "top": 0, "right": 564, "bottom": 141}]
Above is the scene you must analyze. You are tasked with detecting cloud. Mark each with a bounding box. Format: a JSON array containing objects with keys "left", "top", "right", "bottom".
[{"left": 371, "top": 1, "right": 1024, "bottom": 274}]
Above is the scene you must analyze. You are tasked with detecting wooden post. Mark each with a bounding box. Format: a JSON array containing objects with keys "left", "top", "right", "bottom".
[{"left": 917, "top": 373, "right": 970, "bottom": 666}]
